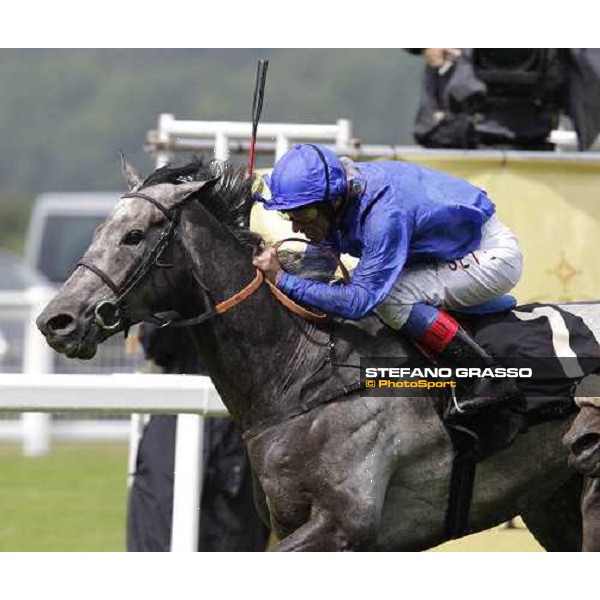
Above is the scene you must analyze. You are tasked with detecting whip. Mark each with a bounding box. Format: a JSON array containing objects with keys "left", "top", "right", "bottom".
[{"left": 248, "top": 59, "right": 269, "bottom": 176}]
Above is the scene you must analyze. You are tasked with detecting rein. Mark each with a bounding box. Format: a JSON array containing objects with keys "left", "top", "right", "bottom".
[
  {"left": 267, "top": 237, "right": 351, "bottom": 322},
  {"left": 78, "top": 194, "right": 340, "bottom": 333}
]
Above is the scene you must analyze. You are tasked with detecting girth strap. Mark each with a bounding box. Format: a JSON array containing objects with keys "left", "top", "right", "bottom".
[{"left": 444, "top": 429, "right": 479, "bottom": 540}]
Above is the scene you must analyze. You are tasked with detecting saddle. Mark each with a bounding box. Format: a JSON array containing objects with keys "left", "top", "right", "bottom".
[{"left": 443, "top": 295, "right": 581, "bottom": 456}]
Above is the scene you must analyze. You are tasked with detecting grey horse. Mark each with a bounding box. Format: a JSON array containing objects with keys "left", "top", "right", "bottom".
[{"left": 37, "top": 159, "right": 585, "bottom": 551}]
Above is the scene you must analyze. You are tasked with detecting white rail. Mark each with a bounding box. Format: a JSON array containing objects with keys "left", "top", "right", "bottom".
[
  {"left": 0, "top": 373, "right": 228, "bottom": 552},
  {"left": 0, "top": 373, "right": 226, "bottom": 414},
  {"left": 549, "top": 129, "right": 600, "bottom": 152},
  {"left": 148, "top": 113, "right": 353, "bottom": 163},
  {"left": 0, "top": 286, "right": 56, "bottom": 456}
]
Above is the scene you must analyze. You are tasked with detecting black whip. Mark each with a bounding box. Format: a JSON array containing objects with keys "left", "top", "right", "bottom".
[{"left": 248, "top": 59, "right": 269, "bottom": 176}]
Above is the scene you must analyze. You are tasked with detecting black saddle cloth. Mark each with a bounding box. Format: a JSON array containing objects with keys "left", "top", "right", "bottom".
[{"left": 448, "top": 302, "right": 600, "bottom": 459}]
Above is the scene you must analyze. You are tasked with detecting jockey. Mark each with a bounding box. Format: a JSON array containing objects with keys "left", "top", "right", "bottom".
[{"left": 252, "top": 143, "right": 523, "bottom": 417}]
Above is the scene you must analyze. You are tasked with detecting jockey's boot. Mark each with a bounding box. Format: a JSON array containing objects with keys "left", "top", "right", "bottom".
[
  {"left": 400, "top": 303, "right": 521, "bottom": 419},
  {"left": 439, "top": 326, "right": 522, "bottom": 420}
]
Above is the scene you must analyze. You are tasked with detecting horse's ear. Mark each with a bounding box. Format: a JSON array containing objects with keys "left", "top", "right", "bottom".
[
  {"left": 119, "top": 152, "right": 143, "bottom": 192},
  {"left": 169, "top": 179, "right": 218, "bottom": 208}
]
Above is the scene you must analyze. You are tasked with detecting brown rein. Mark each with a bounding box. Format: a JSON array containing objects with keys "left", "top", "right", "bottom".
[{"left": 217, "top": 238, "right": 349, "bottom": 322}]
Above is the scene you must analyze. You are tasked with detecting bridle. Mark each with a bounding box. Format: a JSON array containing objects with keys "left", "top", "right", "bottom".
[
  {"left": 77, "top": 190, "right": 254, "bottom": 334},
  {"left": 77, "top": 190, "right": 340, "bottom": 335}
]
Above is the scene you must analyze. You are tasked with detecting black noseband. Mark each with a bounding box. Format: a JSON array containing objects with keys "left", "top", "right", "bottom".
[{"left": 77, "top": 193, "right": 178, "bottom": 332}]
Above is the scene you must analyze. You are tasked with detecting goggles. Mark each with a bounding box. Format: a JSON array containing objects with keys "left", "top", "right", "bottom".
[{"left": 278, "top": 205, "right": 320, "bottom": 224}]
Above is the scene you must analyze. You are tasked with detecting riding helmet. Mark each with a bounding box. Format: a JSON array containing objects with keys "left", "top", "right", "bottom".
[{"left": 257, "top": 144, "right": 347, "bottom": 211}]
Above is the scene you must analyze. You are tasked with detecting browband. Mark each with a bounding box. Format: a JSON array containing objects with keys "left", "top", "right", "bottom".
[{"left": 121, "top": 192, "right": 172, "bottom": 220}]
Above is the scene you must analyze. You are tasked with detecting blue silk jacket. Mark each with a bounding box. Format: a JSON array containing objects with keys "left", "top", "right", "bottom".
[{"left": 277, "top": 160, "right": 495, "bottom": 319}]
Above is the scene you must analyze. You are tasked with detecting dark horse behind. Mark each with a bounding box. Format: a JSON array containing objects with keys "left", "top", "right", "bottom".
[
  {"left": 37, "top": 158, "right": 591, "bottom": 550},
  {"left": 564, "top": 399, "right": 600, "bottom": 551}
]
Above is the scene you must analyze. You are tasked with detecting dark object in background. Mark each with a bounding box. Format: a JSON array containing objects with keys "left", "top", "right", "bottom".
[
  {"left": 413, "top": 48, "right": 600, "bottom": 151},
  {"left": 126, "top": 325, "right": 269, "bottom": 552},
  {"left": 565, "top": 49, "right": 600, "bottom": 151},
  {"left": 127, "top": 416, "right": 270, "bottom": 552}
]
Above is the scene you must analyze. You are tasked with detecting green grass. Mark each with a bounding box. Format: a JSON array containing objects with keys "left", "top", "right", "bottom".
[
  {"left": 0, "top": 442, "right": 544, "bottom": 552},
  {"left": 0, "top": 442, "right": 128, "bottom": 552}
]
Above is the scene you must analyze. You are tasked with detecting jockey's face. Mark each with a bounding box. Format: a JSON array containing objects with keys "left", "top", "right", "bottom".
[{"left": 284, "top": 207, "right": 331, "bottom": 243}]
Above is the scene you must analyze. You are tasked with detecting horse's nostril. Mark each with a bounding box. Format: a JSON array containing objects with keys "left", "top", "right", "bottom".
[
  {"left": 572, "top": 432, "right": 600, "bottom": 457},
  {"left": 46, "top": 313, "right": 76, "bottom": 335}
]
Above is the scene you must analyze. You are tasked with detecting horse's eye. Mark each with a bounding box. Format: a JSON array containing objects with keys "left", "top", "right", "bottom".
[{"left": 121, "top": 230, "right": 145, "bottom": 245}]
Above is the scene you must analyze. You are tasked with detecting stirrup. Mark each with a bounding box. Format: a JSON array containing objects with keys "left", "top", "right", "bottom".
[{"left": 445, "top": 381, "right": 522, "bottom": 421}]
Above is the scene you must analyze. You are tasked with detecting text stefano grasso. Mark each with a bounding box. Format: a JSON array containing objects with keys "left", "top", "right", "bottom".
[{"left": 363, "top": 367, "right": 533, "bottom": 379}]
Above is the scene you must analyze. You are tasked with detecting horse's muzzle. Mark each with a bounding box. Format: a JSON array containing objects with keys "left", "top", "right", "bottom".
[
  {"left": 36, "top": 308, "right": 98, "bottom": 360},
  {"left": 566, "top": 431, "right": 600, "bottom": 477}
]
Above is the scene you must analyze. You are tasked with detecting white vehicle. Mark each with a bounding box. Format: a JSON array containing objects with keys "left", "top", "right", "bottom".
[
  {"left": 26, "top": 192, "right": 120, "bottom": 286},
  {"left": 0, "top": 193, "right": 143, "bottom": 444},
  {"left": 0, "top": 250, "right": 49, "bottom": 372}
]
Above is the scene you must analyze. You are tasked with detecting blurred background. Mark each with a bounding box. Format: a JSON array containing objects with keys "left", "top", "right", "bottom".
[{"left": 0, "top": 48, "right": 422, "bottom": 254}]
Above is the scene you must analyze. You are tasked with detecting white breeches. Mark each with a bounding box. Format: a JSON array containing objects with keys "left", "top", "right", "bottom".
[{"left": 375, "top": 216, "right": 523, "bottom": 329}]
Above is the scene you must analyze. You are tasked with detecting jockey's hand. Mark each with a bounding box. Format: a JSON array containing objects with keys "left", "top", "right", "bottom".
[
  {"left": 252, "top": 247, "right": 283, "bottom": 285},
  {"left": 423, "top": 48, "right": 461, "bottom": 70}
]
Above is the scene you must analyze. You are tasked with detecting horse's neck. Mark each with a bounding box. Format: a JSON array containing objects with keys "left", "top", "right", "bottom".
[{"left": 179, "top": 209, "right": 322, "bottom": 431}]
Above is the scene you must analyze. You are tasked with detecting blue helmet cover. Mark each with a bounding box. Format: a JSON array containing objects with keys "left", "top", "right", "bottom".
[{"left": 261, "top": 144, "right": 347, "bottom": 211}]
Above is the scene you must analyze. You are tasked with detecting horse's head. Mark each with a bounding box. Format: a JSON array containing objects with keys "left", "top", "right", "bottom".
[
  {"left": 36, "top": 159, "right": 215, "bottom": 359},
  {"left": 563, "top": 404, "right": 600, "bottom": 477}
]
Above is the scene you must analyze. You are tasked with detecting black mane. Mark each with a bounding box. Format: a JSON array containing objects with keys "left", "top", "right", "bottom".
[
  {"left": 141, "top": 158, "right": 335, "bottom": 282},
  {"left": 141, "top": 158, "right": 261, "bottom": 249}
]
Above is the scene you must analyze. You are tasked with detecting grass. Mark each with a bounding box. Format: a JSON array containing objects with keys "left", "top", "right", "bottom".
[
  {"left": 0, "top": 442, "right": 544, "bottom": 552},
  {"left": 0, "top": 443, "right": 128, "bottom": 552}
]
